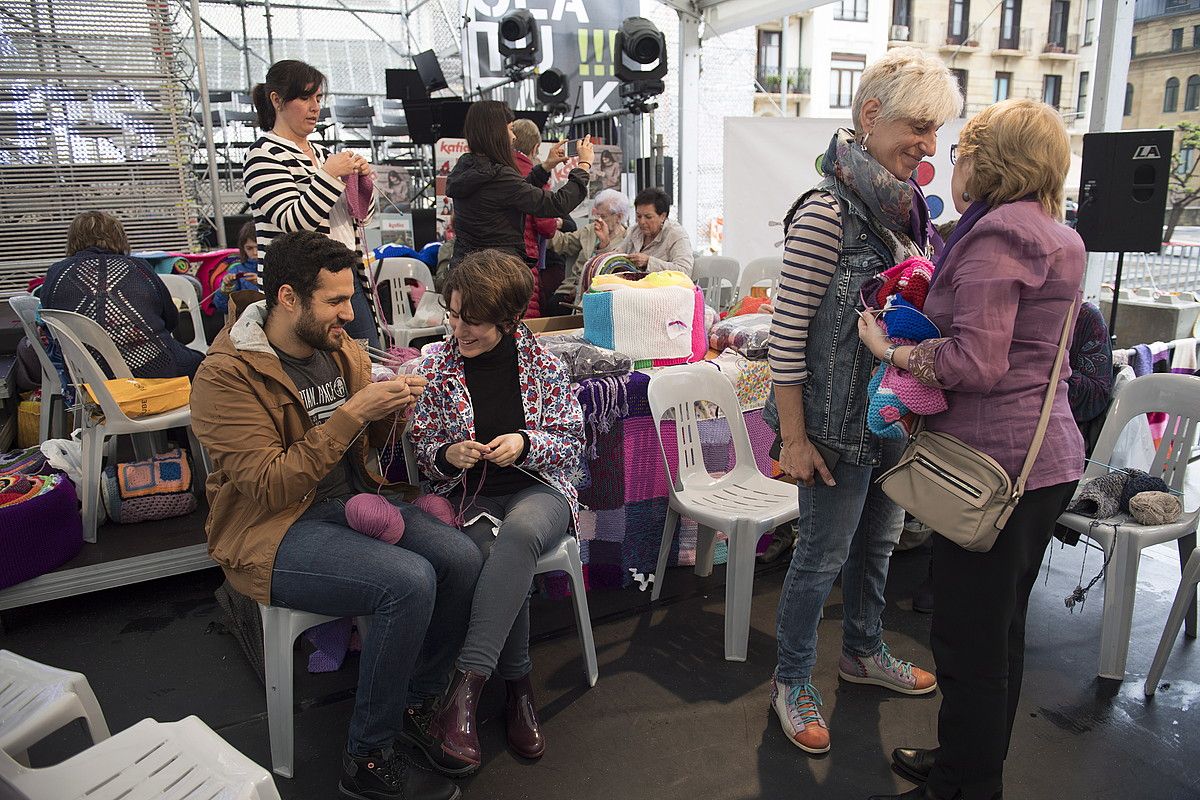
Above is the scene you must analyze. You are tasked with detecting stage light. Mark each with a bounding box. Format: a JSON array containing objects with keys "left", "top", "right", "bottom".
[
  {"left": 498, "top": 9, "right": 541, "bottom": 71},
  {"left": 614, "top": 16, "right": 667, "bottom": 109},
  {"left": 536, "top": 68, "right": 570, "bottom": 112}
]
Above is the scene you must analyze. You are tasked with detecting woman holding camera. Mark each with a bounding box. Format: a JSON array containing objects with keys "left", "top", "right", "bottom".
[{"left": 446, "top": 100, "right": 592, "bottom": 269}]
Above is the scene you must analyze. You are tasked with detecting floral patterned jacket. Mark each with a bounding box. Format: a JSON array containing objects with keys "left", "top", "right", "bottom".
[{"left": 409, "top": 323, "right": 585, "bottom": 530}]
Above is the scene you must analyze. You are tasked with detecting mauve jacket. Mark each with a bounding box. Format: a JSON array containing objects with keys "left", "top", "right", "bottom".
[{"left": 912, "top": 199, "right": 1086, "bottom": 491}]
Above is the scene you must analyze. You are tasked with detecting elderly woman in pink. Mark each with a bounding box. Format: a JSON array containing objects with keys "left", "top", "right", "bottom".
[{"left": 858, "top": 99, "right": 1085, "bottom": 800}]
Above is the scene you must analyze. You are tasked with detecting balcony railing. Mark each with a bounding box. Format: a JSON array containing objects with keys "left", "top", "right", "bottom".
[
  {"left": 1042, "top": 33, "right": 1080, "bottom": 55},
  {"left": 755, "top": 67, "right": 812, "bottom": 95},
  {"left": 992, "top": 26, "right": 1033, "bottom": 53},
  {"left": 938, "top": 21, "right": 982, "bottom": 48}
]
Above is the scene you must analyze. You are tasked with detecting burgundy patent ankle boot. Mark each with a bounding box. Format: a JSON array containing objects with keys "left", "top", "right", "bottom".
[
  {"left": 504, "top": 673, "right": 545, "bottom": 759},
  {"left": 428, "top": 669, "right": 487, "bottom": 766}
]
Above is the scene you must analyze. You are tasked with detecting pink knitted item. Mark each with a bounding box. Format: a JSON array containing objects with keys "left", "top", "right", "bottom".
[
  {"left": 414, "top": 493, "right": 457, "bottom": 525},
  {"left": 874, "top": 257, "right": 935, "bottom": 310},
  {"left": 879, "top": 360, "right": 947, "bottom": 415},
  {"left": 343, "top": 171, "right": 375, "bottom": 221}
]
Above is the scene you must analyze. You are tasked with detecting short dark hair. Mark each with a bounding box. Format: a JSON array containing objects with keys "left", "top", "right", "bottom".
[
  {"left": 237, "top": 221, "right": 257, "bottom": 260},
  {"left": 442, "top": 249, "right": 532, "bottom": 334},
  {"left": 634, "top": 187, "right": 670, "bottom": 215},
  {"left": 463, "top": 100, "right": 517, "bottom": 172},
  {"left": 252, "top": 60, "right": 327, "bottom": 130},
  {"left": 263, "top": 231, "right": 357, "bottom": 312}
]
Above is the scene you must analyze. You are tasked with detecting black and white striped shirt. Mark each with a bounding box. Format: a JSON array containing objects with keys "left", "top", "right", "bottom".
[
  {"left": 767, "top": 192, "right": 842, "bottom": 386},
  {"left": 243, "top": 133, "right": 371, "bottom": 269}
]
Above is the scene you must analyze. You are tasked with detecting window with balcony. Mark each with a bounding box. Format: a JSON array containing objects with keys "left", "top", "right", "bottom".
[
  {"left": 1048, "top": 0, "right": 1069, "bottom": 48},
  {"left": 1043, "top": 74, "right": 1063, "bottom": 108},
  {"left": 1171, "top": 28, "right": 1183, "bottom": 51},
  {"left": 830, "top": 53, "right": 866, "bottom": 108},
  {"left": 1083, "top": 0, "right": 1095, "bottom": 45},
  {"left": 994, "top": 71, "right": 1012, "bottom": 102},
  {"left": 951, "top": 68, "right": 969, "bottom": 115},
  {"left": 893, "top": 0, "right": 912, "bottom": 38},
  {"left": 1164, "top": 77, "right": 1180, "bottom": 112},
  {"left": 1124, "top": 83, "right": 1133, "bottom": 116},
  {"left": 999, "top": 0, "right": 1022, "bottom": 49},
  {"left": 1193, "top": 25, "right": 1199, "bottom": 48},
  {"left": 1186, "top": 75, "right": 1200, "bottom": 111},
  {"left": 947, "top": 0, "right": 971, "bottom": 44},
  {"left": 756, "top": 30, "right": 781, "bottom": 92},
  {"left": 1077, "top": 70, "right": 1089, "bottom": 114},
  {"left": 836, "top": 0, "right": 869, "bottom": 22}
]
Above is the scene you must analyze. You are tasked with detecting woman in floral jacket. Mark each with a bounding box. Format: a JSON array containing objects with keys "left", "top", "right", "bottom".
[{"left": 410, "top": 249, "right": 584, "bottom": 771}]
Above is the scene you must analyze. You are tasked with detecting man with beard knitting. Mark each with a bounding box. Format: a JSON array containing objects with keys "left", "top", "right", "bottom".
[{"left": 191, "top": 230, "right": 481, "bottom": 800}]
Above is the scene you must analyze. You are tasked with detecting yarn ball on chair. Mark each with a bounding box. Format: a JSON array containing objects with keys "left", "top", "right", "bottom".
[
  {"left": 1068, "top": 470, "right": 1129, "bottom": 519},
  {"left": 1118, "top": 469, "right": 1170, "bottom": 513},
  {"left": 346, "top": 493, "right": 405, "bottom": 544},
  {"left": 1128, "top": 491, "right": 1183, "bottom": 526},
  {"left": 414, "top": 493, "right": 457, "bottom": 526}
]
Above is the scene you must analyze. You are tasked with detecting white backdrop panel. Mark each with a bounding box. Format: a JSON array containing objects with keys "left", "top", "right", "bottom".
[{"left": 723, "top": 117, "right": 965, "bottom": 268}]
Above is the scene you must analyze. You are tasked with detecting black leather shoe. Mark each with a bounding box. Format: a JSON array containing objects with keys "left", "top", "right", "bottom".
[
  {"left": 757, "top": 522, "right": 797, "bottom": 564},
  {"left": 892, "top": 746, "right": 938, "bottom": 784},
  {"left": 398, "top": 698, "right": 478, "bottom": 777},
  {"left": 339, "top": 747, "right": 461, "bottom": 800}
]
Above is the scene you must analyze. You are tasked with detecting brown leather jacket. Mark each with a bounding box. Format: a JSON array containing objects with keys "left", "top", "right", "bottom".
[{"left": 190, "top": 302, "right": 393, "bottom": 604}]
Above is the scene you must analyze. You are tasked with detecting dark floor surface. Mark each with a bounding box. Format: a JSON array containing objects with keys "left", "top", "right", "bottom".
[{"left": 2, "top": 534, "right": 1198, "bottom": 800}]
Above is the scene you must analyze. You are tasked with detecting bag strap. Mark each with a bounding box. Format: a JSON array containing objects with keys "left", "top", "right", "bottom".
[{"left": 1012, "top": 301, "right": 1078, "bottom": 499}]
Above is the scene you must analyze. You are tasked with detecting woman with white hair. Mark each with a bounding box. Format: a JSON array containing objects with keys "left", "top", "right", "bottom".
[
  {"left": 548, "top": 188, "right": 631, "bottom": 307},
  {"left": 767, "top": 46, "right": 962, "bottom": 756}
]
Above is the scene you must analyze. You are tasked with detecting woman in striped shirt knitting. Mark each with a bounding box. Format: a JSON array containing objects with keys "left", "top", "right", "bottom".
[
  {"left": 244, "top": 60, "right": 381, "bottom": 348},
  {"left": 767, "top": 47, "right": 962, "bottom": 757}
]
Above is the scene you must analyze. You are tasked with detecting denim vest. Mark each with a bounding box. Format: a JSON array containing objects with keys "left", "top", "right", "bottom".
[{"left": 786, "top": 176, "right": 898, "bottom": 467}]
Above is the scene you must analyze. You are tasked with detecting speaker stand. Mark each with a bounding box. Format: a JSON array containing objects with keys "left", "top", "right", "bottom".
[{"left": 1107, "top": 251, "right": 1125, "bottom": 345}]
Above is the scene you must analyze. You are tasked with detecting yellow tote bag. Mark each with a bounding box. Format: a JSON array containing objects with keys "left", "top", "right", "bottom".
[{"left": 84, "top": 377, "right": 191, "bottom": 418}]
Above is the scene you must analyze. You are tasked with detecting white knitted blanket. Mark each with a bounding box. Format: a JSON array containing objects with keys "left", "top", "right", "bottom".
[{"left": 601, "top": 284, "right": 696, "bottom": 361}]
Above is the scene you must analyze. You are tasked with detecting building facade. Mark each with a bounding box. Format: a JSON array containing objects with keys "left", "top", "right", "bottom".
[{"left": 1123, "top": 0, "right": 1200, "bottom": 130}]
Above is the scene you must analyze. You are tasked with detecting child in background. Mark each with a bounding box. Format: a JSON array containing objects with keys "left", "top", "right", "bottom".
[{"left": 212, "top": 222, "right": 262, "bottom": 314}]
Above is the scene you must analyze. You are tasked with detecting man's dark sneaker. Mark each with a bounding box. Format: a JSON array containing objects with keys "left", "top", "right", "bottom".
[
  {"left": 758, "top": 522, "right": 797, "bottom": 564},
  {"left": 339, "top": 747, "right": 461, "bottom": 800},
  {"left": 398, "top": 698, "right": 478, "bottom": 777},
  {"left": 912, "top": 557, "right": 934, "bottom": 614}
]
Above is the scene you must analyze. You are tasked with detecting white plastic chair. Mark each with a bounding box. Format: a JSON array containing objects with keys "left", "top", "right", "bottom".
[
  {"left": 1145, "top": 546, "right": 1200, "bottom": 697},
  {"left": 647, "top": 364, "right": 801, "bottom": 661},
  {"left": 374, "top": 257, "right": 446, "bottom": 348},
  {"left": 0, "top": 651, "right": 109, "bottom": 764},
  {"left": 39, "top": 310, "right": 202, "bottom": 543},
  {"left": 693, "top": 255, "right": 740, "bottom": 311},
  {"left": 159, "top": 273, "right": 208, "bottom": 355},
  {"left": 534, "top": 536, "right": 598, "bottom": 688},
  {"left": 737, "top": 256, "right": 785, "bottom": 300},
  {"left": 259, "top": 606, "right": 372, "bottom": 778},
  {"left": 8, "top": 295, "right": 66, "bottom": 442},
  {"left": 1057, "top": 373, "right": 1200, "bottom": 680},
  {"left": 0, "top": 715, "right": 281, "bottom": 800}
]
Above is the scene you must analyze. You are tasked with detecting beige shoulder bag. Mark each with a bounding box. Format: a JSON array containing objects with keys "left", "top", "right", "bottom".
[{"left": 876, "top": 304, "right": 1076, "bottom": 552}]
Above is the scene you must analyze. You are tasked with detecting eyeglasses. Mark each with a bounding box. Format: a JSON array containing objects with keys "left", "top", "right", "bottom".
[{"left": 949, "top": 143, "right": 959, "bottom": 165}]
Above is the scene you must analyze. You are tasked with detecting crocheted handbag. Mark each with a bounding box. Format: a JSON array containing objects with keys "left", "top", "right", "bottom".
[
  {"left": 101, "top": 448, "right": 197, "bottom": 524},
  {"left": 877, "top": 304, "right": 1076, "bottom": 552}
]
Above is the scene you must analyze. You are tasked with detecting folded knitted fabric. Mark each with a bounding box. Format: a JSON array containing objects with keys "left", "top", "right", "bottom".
[
  {"left": 1069, "top": 470, "right": 1130, "bottom": 518},
  {"left": 880, "top": 296, "right": 940, "bottom": 342},
  {"left": 1119, "top": 468, "right": 1170, "bottom": 512},
  {"left": 1128, "top": 491, "right": 1183, "bottom": 526},
  {"left": 880, "top": 352, "right": 948, "bottom": 415},
  {"left": 343, "top": 171, "right": 375, "bottom": 221},
  {"left": 874, "top": 257, "right": 935, "bottom": 309},
  {"left": 867, "top": 362, "right": 910, "bottom": 439}
]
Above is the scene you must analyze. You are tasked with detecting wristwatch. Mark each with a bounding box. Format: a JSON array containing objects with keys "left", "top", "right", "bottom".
[{"left": 882, "top": 344, "right": 899, "bottom": 366}]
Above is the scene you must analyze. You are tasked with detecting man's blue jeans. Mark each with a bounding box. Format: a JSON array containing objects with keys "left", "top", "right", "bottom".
[
  {"left": 270, "top": 497, "right": 482, "bottom": 756},
  {"left": 775, "top": 439, "right": 905, "bottom": 685}
]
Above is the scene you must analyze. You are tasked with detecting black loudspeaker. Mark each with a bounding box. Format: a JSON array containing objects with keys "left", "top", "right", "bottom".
[
  {"left": 1076, "top": 129, "right": 1174, "bottom": 253},
  {"left": 223, "top": 214, "right": 253, "bottom": 248},
  {"left": 385, "top": 68, "right": 428, "bottom": 101},
  {"left": 633, "top": 155, "right": 673, "bottom": 201}
]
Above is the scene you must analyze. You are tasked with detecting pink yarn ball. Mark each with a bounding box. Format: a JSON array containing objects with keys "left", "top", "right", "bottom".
[
  {"left": 414, "top": 493, "right": 457, "bottom": 526},
  {"left": 345, "top": 493, "right": 405, "bottom": 544}
]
